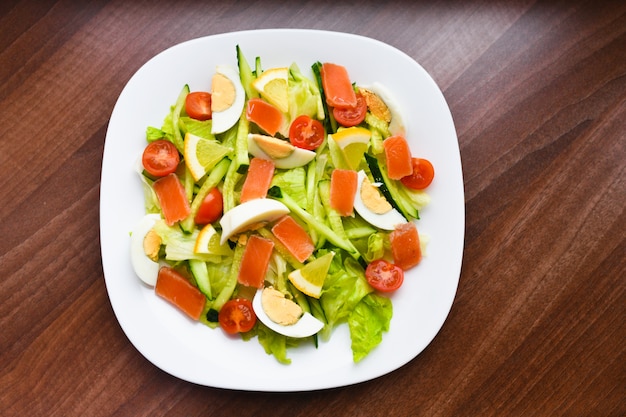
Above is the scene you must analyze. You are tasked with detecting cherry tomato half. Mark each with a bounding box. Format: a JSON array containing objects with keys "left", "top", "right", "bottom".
[
  {"left": 400, "top": 158, "right": 435, "bottom": 190},
  {"left": 365, "top": 259, "right": 404, "bottom": 292},
  {"left": 218, "top": 298, "right": 256, "bottom": 334},
  {"left": 185, "top": 91, "right": 212, "bottom": 121},
  {"left": 142, "top": 139, "right": 180, "bottom": 177},
  {"left": 333, "top": 92, "right": 367, "bottom": 127},
  {"left": 194, "top": 187, "right": 223, "bottom": 225},
  {"left": 288, "top": 115, "right": 325, "bottom": 150}
]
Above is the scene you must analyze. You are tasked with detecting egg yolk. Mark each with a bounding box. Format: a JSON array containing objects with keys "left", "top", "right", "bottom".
[
  {"left": 360, "top": 176, "right": 392, "bottom": 214},
  {"left": 211, "top": 73, "right": 236, "bottom": 112}
]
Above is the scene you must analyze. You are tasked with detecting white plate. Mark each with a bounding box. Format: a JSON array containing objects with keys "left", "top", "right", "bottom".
[{"left": 100, "top": 29, "right": 464, "bottom": 391}]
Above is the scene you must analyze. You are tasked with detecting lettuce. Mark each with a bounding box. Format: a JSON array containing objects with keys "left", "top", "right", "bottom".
[
  {"left": 316, "top": 251, "right": 392, "bottom": 361},
  {"left": 255, "top": 322, "right": 294, "bottom": 365},
  {"left": 206, "top": 260, "right": 233, "bottom": 299},
  {"left": 288, "top": 63, "right": 324, "bottom": 122},
  {"left": 160, "top": 107, "right": 176, "bottom": 137},
  {"left": 145, "top": 126, "right": 168, "bottom": 143},
  {"left": 348, "top": 293, "right": 393, "bottom": 362},
  {"left": 271, "top": 166, "right": 307, "bottom": 209},
  {"left": 152, "top": 220, "right": 231, "bottom": 262},
  {"left": 179, "top": 116, "right": 215, "bottom": 140},
  {"left": 139, "top": 173, "right": 160, "bottom": 214},
  {"left": 357, "top": 232, "right": 386, "bottom": 263},
  {"left": 319, "top": 253, "right": 373, "bottom": 340},
  {"left": 399, "top": 186, "right": 431, "bottom": 211}
]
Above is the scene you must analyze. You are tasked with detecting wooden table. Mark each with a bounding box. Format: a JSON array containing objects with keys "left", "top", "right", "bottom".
[{"left": 1, "top": 1, "right": 624, "bottom": 415}]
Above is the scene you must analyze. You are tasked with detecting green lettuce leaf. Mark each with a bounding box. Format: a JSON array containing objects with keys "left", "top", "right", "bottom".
[
  {"left": 348, "top": 293, "right": 393, "bottom": 362},
  {"left": 319, "top": 253, "right": 373, "bottom": 340},
  {"left": 271, "top": 166, "right": 307, "bottom": 209},
  {"left": 139, "top": 173, "right": 160, "bottom": 214},
  {"left": 206, "top": 259, "right": 233, "bottom": 299},
  {"left": 255, "top": 322, "right": 292, "bottom": 365},
  {"left": 179, "top": 116, "right": 215, "bottom": 140},
  {"left": 145, "top": 126, "right": 168, "bottom": 143},
  {"left": 288, "top": 63, "right": 324, "bottom": 121},
  {"left": 355, "top": 232, "right": 385, "bottom": 263},
  {"left": 152, "top": 220, "right": 232, "bottom": 262}
]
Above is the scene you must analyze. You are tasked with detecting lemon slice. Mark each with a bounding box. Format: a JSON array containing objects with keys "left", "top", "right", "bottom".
[
  {"left": 184, "top": 132, "right": 232, "bottom": 181},
  {"left": 252, "top": 67, "right": 289, "bottom": 113},
  {"left": 288, "top": 252, "right": 335, "bottom": 298},
  {"left": 329, "top": 127, "right": 371, "bottom": 170},
  {"left": 194, "top": 224, "right": 233, "bottom": 256}
]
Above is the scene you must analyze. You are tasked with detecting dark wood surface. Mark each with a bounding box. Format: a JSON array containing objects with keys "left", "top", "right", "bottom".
[{"left": 1, "top": 1, "right": 624, "bottom": 416}]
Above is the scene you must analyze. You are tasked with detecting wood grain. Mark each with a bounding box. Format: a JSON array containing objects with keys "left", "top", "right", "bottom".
[{"left": 1, "top": 1, "right": 624, "bottom": 416}]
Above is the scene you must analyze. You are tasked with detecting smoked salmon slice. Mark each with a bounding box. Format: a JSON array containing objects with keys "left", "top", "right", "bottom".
[
  {"left": 321, "top": 63, "right": 357, "bottom": 109},
  {"left": 330, "top": 168, "right": 358, "bottom": 216},
  {"left": 240, "top": 157, "right": 275, "bottom": 203},
  {"left": 152, "top": 173, "right": 191, "bottom": 226},
  {"left": 271, "top": 215, "right": 315, "bottom": 263},
  {"left": 383, "top": 135, "right": 413, "bottom": 180},
  {"left": 155, "top": 266, "right": 205, "bottom": 320},
  {"left": 246, "top": 98, "right": 285, "bottom": 136},
  {"left": 238, "top": 235, "right": 274, "bottom": 288},
  {"left": 389, "top": 222, "right": 422, "bottom": 270}
]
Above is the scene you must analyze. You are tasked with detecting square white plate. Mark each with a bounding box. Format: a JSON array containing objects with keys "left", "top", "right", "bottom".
[{"left": 100, "top": 29, "right": 464, "bottom": 391}]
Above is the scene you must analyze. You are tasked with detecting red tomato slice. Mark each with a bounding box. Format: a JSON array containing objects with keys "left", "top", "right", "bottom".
[
  {"left": 142, "top": 139, "right": 180, "bottom": 177},
  {"left": 185, "top": 91, "right": 212, "bottom": 121},
  {"left": 289, "top": 115, "right": 325, "bottom": 150},
  {"left": 194, "top": 187, "right": 223, "bottom": 225},
  {"left": 333, "top": 92, "right": 367, "bottom": 127},
  {"left": 218, "top": 298, "right": 256, "bottom": 334},
  {"left": 401, "top": 158, "right": 435, "bottom": 190},
  {"left": 365, "top": 259, "right": 404, "bottom": 292}
]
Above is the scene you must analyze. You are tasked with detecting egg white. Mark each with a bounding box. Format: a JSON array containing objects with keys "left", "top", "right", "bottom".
[
  {"left": 353, "top": 170, "right": 407, "bottom": 231},
  {"left": 219, "top": 198, "right": 290, "bottom": 244},
  {"left": 211, "top": 65, "right": 245, "bottom": 134},
  {"left": 361, "top": 82, "right": 405, "bottom": 136},
  {"left": 130, "top": 213, "right": 162, "bottom": 286},
  {"left": 247, "top": 133, "right": 316, "bottom": 169},
  {"left": 252, "top": 289, "right": 324, "bottom": 338}
]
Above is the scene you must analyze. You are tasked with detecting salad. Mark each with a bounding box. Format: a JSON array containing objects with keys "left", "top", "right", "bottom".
[{"left": 130, "top": 46, "right": 434, "bottom": 364}]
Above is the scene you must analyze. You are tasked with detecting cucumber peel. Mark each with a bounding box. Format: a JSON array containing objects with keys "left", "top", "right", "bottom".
[{"left": 364, "top": 153, "right": 418, "bottom": 221}]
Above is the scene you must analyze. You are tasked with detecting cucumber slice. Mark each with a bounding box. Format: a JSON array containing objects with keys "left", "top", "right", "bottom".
[
  {"left": 236, "top": 45, "right": 258, "bottom": 100},
  {"left": 364, "top": 153, "right": 418, "bottom": 221},
  {"left": 189, "top": 259, "right": 212, "bottom": 299}
]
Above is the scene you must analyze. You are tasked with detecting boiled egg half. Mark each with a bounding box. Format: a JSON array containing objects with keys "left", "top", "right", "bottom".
[
  {"left": 247, "top": 133, "right": 316, "bottom": 169},
  {"left": 360, "top": 82, "right": 405, "bottom": 136},
  {"left": 252, "top": 287, "right": 324, "bottom": 338},
  {"left": 353, "top": 170, "right": 407, "bottom": 231},
  {"left": 211, "top": 65, "right": 245, "bottom": 134},
  {"left": 219, "top": 198, "right": 290, "bottom": 244},
  {"left": 130, "top": 213, "right": 162, "bottom": 286}
]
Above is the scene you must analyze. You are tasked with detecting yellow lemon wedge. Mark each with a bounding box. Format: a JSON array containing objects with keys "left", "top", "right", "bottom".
[
  {"left": 287, "top": 252, "right": 335, "bottom": 298},
  {"left": 184, "top": 132, "right": 232, "bottom": 181},
  {"left": 328, "top": 127, "right": 371, "bottom": 170},
  {"left": 194, "top": 223, "right": 233, "bottom": 256},
  {"left": 252, "top": 67, "right": 289, "bottom": 113}
]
